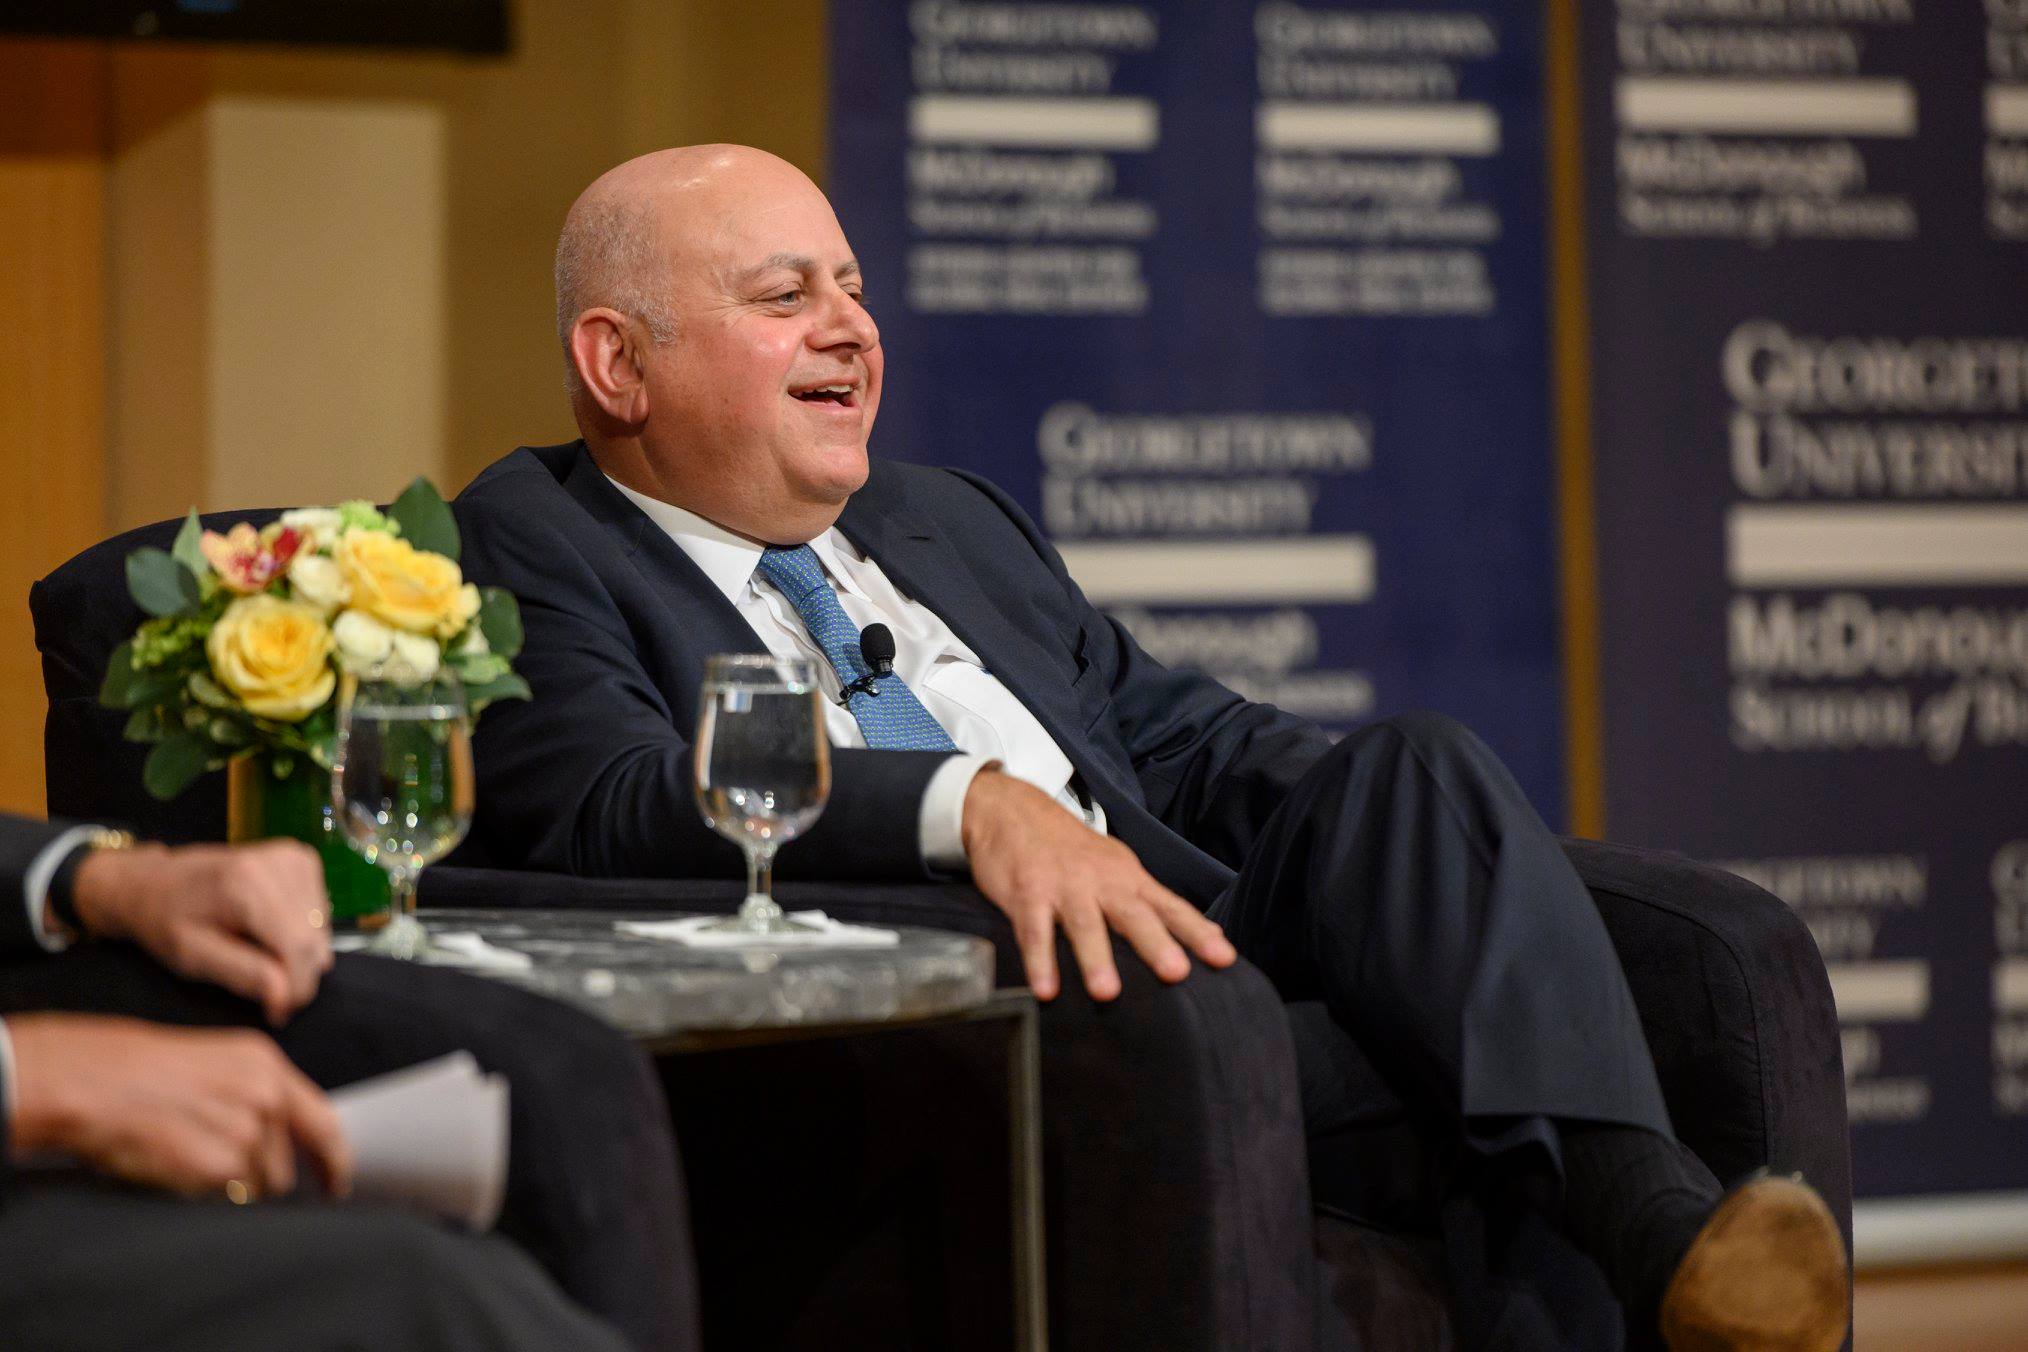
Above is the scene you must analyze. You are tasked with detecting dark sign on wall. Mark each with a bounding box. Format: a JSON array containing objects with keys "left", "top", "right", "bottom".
[
  {"left": 831, "top": 0, "right": 1567, "bottom": 817},
  {"left": 1582, "top": 0, "right": 2028, "bottom": 1210}
]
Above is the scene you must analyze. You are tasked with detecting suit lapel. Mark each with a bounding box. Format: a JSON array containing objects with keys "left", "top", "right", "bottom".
[
  {"left": 837, "top": 475, "right": 1138, "bottom": 809},
  {"left": 837, "top": 486, "right": 1230, "bottom": 895},
  {"left": 560, "top": 447, "right": 768, "bottom": 664},
  {"left": 563, "top": 449, "right": 1128, "bottom": 797}
]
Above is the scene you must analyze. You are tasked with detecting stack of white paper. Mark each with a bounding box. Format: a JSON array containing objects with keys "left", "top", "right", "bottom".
[{"left": 330, "top": 1051, "right": 510, "bottom": 1230}]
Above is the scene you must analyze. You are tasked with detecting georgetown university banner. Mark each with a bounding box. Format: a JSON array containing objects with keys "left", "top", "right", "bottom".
[
  {"left": 1581, "top": 1, "right": 2028, "bottom": 1244},
  {"left": 829, "top": 1, "right": 1566, "bottom": 818}
]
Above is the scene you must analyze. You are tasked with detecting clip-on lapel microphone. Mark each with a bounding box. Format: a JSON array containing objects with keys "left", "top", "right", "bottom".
[{"left": 838, "top": 623, "right": 895, "bottom": 703}]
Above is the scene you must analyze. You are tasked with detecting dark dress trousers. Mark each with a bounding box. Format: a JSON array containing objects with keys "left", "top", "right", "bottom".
[
  {"left": 0, "top": 814, "right": 697, "bottom": 1352},
  {"left": 455, "top": 446, "right": 1672, "bottom": 1168}
]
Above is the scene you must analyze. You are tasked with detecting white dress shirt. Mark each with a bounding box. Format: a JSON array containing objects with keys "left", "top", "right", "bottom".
[{"left": 607, "top": 478, "right": 1106, "bottom": 869}]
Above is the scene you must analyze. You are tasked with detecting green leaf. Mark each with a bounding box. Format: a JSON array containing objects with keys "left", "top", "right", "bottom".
[
  {"left": 475, "top": 588, "right": 522, "bottom": 658},
  {"left": 123, "top": 707, "right": 164, "bottom": 742},
  {"left": 127, "top": 548, "right": 201, "bottom": 617},
  {"left": 100, "top": 640, "right": 189, "bottom": 709},
  {"left": 187, "top": 671, "right": 238, "bottom": 710},
  {"left": 170, "top": 509, "right": 206, "bottom": 575},
  {"left": 463, "top": 672, "right": 532, "bottom": 711},
  {"left": 99, "top": 640, "right": 139, "bottom": 707},
  {"left": 130, "top": 670, "right": 190, "bottom": 710},
  {"left": 388, "top": 477, "right": 459, "bottom": 562},
  {"left": 142, "top": 733, "right": 213, "bottom": 800},
  {"left": 448, "top": 652, "right": 510, "bottom": 686}
]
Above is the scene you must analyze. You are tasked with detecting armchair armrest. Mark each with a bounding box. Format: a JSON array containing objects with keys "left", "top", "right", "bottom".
[
  {"left": 1560, "top": 838, "right": 1852, "bottom": 1254},
  {"left": 421, "top": 867, "right": 1321, "bottom": 1352}
]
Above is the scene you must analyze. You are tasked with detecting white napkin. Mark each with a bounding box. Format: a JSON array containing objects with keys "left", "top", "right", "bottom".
[
  {"left": 330, "top": 1052, "right": 510, "bottom": 1230},
  {"left": 331, "top": 930, "right": 534, "bottom": 971},
  {"left": 617, "top": 910, "right": 899, "bottom": 949},
  {"left": 422, "top": 930, "right": 535, "bottom": 971}
]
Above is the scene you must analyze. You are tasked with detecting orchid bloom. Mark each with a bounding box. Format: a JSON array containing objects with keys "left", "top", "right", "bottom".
[{"left": 200, "top": 522, "right": 304, "bottom": 595}]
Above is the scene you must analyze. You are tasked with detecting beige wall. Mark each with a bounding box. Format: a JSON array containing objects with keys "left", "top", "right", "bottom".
[
  {"left": 0, "top": 0, "right": 828, "bottom": 814},
  {"left": 106, "top": 58, "right": 210, "bottom": 532},
  {"left": 205, "top": 95, "right": 449, "bottom": 508}
]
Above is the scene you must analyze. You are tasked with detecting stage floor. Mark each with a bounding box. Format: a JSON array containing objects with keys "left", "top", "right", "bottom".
[{"left": 1856, "top": 1263, "right": 2028, "bottom": 1350}]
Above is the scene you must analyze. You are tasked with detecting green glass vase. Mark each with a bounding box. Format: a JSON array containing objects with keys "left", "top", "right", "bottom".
[{"left": 226, "top": 754, "right": 391, "bottom": 926}]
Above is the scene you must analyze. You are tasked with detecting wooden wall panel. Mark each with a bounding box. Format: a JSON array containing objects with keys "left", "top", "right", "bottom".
[
  {"left": 106, "top": 48, "right": 210, "bottom": 533},
  {"left": 0, "top": 40, "right": 111, "bottom": 816}
]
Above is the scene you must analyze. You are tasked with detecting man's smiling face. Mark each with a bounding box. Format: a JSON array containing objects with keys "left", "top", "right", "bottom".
[{"left": 636, "top": 155, "right": 883, "bottom": 543}]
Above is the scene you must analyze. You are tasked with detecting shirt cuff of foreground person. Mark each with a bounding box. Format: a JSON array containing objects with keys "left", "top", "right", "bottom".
[
  {"left": 0, "top": 1017, "right": 13, "bottom": 1120},
  {"left": 920, "top": 755, "right": 994, "bottom": 872},
  {"left": 22, "top": 825, "right": 99, "bottom": 954}
]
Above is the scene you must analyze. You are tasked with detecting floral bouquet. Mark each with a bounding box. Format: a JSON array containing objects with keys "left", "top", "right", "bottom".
[{"left": 100, "top": 477, "right": 526, "bottom": 802}]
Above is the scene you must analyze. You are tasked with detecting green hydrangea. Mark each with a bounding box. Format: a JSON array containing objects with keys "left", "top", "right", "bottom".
[
  {"left": 335, "top": 500, "right": 399, "bottom": 536},
  {"left": 132, "top": 612, "right": 211, "bottom": 668}
]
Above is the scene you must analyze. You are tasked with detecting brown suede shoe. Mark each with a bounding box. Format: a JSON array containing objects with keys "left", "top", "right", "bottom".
[{"left": 1659, "top": 1173, "right": 1849, "bottom": 1352}]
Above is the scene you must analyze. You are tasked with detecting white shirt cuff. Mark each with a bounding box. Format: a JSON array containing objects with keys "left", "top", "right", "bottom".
[
  {"left": 24, "top": 826, "right": 102, "bottom": 954},
  {"left": 920, "top": 755, "right": 994, "bottom": 873},
  {"left": 0, "top": 1016, "right": 17, "bottom": 1124}
]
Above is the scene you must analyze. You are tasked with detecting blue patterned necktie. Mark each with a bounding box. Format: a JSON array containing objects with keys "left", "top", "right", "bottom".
[{"left": 755, "top": 545, "right": 959, "bottom": 752}]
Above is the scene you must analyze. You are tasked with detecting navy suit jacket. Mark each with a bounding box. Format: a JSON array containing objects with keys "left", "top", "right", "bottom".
[
  {"left": 0, "top": 817, "right": 68, "bottom": 958},
  {"left": 453, "top": 442, "right": 1335, "bottom": 908}
]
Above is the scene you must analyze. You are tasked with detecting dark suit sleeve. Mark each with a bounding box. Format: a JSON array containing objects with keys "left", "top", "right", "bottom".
[
  {"left": 948, "top": 471, "right": 1337, "bottom": 872},
  {"left": 457, "top": 489, "right": 950, "bottom": 882},
  {"left": 0, "top": 815, "right": 84, "bottom": 958}
]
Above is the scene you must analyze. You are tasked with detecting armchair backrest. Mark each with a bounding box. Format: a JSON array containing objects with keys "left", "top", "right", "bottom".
[{"left": 33, "top": 509, "right": 280, "bottom": 840}]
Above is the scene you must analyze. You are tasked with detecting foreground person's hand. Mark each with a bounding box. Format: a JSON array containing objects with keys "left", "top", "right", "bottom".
[
  {"left": 70, "top": 839, "right": 333, "bottom": 1025},
  {"left": 6, "top": 1014, "right": 352, "bottom": 1200},
  {"left": 961, "top": 769, "right": 1237, "bottom": 1001}
]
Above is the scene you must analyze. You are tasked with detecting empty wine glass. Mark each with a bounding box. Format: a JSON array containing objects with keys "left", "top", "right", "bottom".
[
  {"left": 693, "top": 654, "right": 831, "bottom": 933},
  {"left": 331, "top": 674, "right": 475, "bottom": 959}
]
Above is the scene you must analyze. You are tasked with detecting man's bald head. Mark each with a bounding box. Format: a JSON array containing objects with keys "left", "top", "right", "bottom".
[
  {"left": 553, "top": 146, "right": 828, "bottom": 389},
  {"left": 555, "top": 145, "right": 882, "bottom": 543}
]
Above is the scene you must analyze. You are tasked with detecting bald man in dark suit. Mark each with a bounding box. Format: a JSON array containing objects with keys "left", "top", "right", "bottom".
[{"left": 456, "top": 144, "right": 1849, "bottom": 1351}]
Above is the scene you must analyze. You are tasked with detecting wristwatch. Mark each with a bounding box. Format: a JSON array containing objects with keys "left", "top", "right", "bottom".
[{"left": 47, "top": 827, "right": 137, "bottom": 935}]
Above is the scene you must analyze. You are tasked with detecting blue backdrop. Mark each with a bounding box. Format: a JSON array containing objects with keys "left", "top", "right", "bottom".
[
  {"left": 830, "top": 0, "right": 1566, "bottom": 820},
  {"left": 1581, "top": 3, "right": 2028, "bottom": 1204}
]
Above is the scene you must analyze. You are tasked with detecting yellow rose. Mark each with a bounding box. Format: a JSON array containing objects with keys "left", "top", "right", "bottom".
[
  {"left": 336, "top": 529, "right": 480, "bottom": 638},
  {"left": 206, "top": 595, "right": 336, "bottom": 722}
]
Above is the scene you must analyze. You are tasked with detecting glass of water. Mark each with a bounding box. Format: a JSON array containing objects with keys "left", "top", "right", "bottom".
[
  {"left": 693, "top": 654, "right": 831, "bottom": 933},
  {"left": 331, "top": 674, "right": 475, "bottom": 960}
]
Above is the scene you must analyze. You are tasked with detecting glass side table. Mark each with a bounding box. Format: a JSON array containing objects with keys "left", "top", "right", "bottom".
[{"left": 424, "top": 907, "right": 1045, "bottom": 1352}]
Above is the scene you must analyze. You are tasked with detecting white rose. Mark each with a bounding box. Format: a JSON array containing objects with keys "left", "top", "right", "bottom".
[
  {"left": 287, "top": 553, "right": 351, "bottom": 614},
  {"left": 331, "top": 608, "right": 394, "bottom": 674},
  {"left": 385, "top": 631, "right": 441, "bottom": 686},
  {"left": 453, "top": 624, "right": 490, "bottom": 658},
  {"left": 279, "top": 507, "right": 345, "bottom": 551}
]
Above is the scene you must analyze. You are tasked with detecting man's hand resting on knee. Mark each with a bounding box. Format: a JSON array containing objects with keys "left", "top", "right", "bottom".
[
  {"left": 65, "top": 839, "right": 334, "bottom": 1026},
  {"left": 5, "top": 1014, "right": 352, "bottom": 1200},
  {"left": 961, "top": 768, "right": 1236, "bottom": 1001}
]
